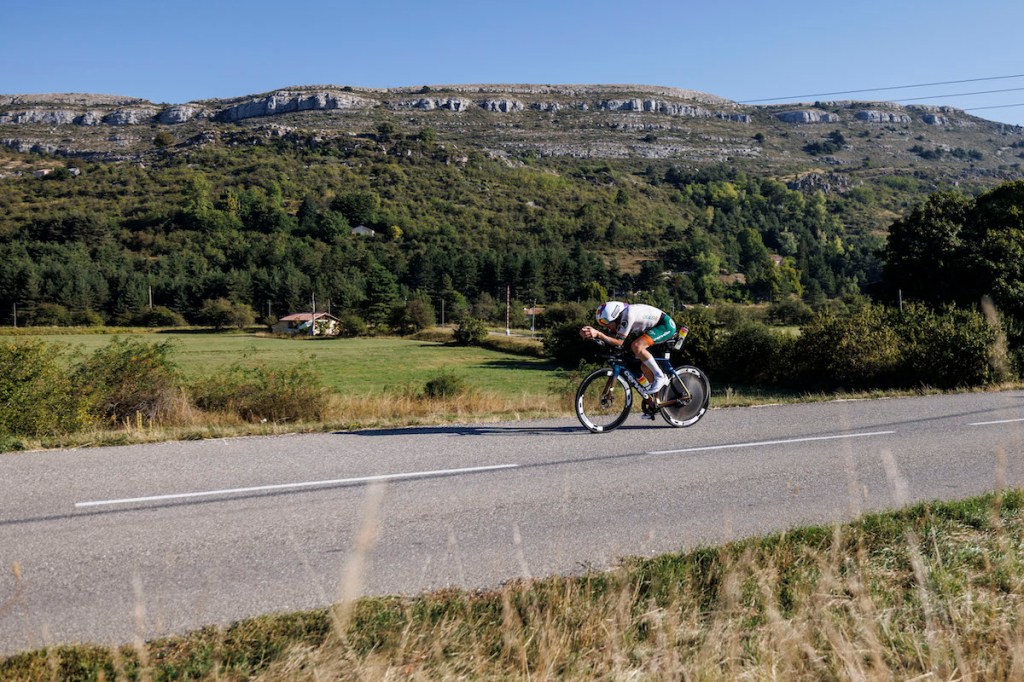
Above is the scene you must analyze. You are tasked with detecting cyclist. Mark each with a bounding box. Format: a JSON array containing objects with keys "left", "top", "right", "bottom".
[{"left": 580, "top": 301, "right": 677, "bottom": 395}]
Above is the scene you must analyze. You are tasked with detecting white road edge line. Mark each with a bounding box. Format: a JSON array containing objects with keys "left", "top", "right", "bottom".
[
  {"left": 968, "top": 418, "right": 1024, "bottom": 426},
  {"left": 75, "top": 464, "right": 520, "bottom": 509},
  {"left": 647, "top": 430, "right": 896, "bottom": 456}
]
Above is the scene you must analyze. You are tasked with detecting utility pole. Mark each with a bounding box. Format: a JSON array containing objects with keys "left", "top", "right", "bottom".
[
  {"left": 505, "top": 285, "right": 510, "bottom": 336},
  {"left": 311, "top": 292, "right": 316, "bottom": 337},
  {"left": 12, "top": 303, "right": 16, "bottom": 329},
  {"left": 148, "top": 286, "right": 153, "bottom": 311}
]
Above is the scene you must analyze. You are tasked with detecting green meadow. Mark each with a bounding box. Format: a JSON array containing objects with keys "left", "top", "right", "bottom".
[{"left": 25, "top": 331, "right": 558, "bottom": 397}]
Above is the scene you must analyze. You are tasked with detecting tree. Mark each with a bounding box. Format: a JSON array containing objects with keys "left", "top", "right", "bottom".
[
  {"left": 124, "top": 306, "right": 186, "bottom": 328},
  {"left": 418, "top": 127, "right": 436, "bottom": 144},
  {"left": 363, "top": 262, "right": 400, "bottom": 328},
  {"left": 376, "top": 122, "right": 396, "bottom": 143},
  {"left": 331, "top": 191, "right": 380, "bottom": 227},
  {"left": 962, "top": 180, "right": 1024, "bottom": 317},
  {"left": 153, "top": 131, "right": 175, "bottom": 148},
  {"left": 199, "top": 298, "right": 257, "bottom": 329},
  {"left": 453, "top": 317, "right": 487, "bottom": 345},
  {"left": 883, "top": 190, "right": 970, "bottom": 306},
  {"left": 395, "top": 296, "right": 435, "bottom": 334}
]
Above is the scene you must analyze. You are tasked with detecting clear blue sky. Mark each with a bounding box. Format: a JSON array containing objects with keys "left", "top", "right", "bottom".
[{"left": 4, "top": 0, "right": 1024, "bottom": 125}]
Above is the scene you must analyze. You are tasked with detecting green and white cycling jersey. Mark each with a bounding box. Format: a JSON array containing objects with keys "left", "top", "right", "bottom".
[{"left": 614, "top": 303, "right": 677, "bottom": 344}]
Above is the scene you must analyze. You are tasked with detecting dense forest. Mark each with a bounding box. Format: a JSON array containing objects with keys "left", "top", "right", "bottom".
[{"left": 0, "top": 127, "right": 909, "bottom": 329}]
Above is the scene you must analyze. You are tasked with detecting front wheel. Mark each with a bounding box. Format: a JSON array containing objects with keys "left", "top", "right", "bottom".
[
  {"left": 575, "top": 368, "right": 633, "bottom": 433},
  {"left": 660, "top": 366, "right": 710, "bottom": 428}
]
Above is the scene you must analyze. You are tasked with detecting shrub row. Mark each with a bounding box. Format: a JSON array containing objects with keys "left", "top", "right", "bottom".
[
  {"left": 544, "top": 302, "right": 1010, "bottom": 392},
  {"left": 713, "top": 303, "right": 1000, "bottom": 390},
  {"left": 0, "top": 338, "right": 330, "bottom": 439}
]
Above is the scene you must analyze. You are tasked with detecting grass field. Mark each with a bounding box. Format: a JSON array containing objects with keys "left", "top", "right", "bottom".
[{"left": 22, "top": 331, "right": 559, "bottom": 397}]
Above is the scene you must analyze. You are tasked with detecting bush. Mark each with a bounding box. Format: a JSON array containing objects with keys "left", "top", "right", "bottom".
[
  {"left": 122, "top": 306, "right": 186, "bottom": 327},
  {"left": 422, "top": 371, "right": 467, "bottom": 399},
  {"left": 672, "top": 307, "right": 717, "bottom": 370},
  {"left": 710, "top": 302, "right": 759, "bottom": 330},
  {"left": 70, "top": 309, "right": 105, "bottom": 327},
  {"left": 1006, "top": 316, "right": 1024, "bottom": 379},
  {"left": 539, "top": 302, "right": 591, "bottom": 328},
  {"left": 712, "top": 322, "right": 793, "bottom": 385},
  {"left": 767, "top": 298, "right": 814, "bottom": 326},
  {"left": 894, "top": 303, "right": 996, "bottom": 388},
  {"left": 394, "top": 298, "right": 435, "bottom": 335},
  {"left": 538, "top": 303, "right": 597, "bottom": 366},
  {"left": 336, "top": 312, "right": 367, "bottom": 338},
  {"left": 0, "top": 340, "right": 90, "bottom": 436},
  {"left": 191, "top": 363, "right": 330, "bottom": 423},
  {"left": 453, "top": 317, "right": 487, "bottom": 346},
  {"left": 30, "top": 303, "right": 70, "bottom": 326},
  {"left": 199, "top": 298, "right": 257, "bottom": 329},
  {"left": 75, "top": 338, "right": 181, "bottom": 425},
  {"left": 793, "top": 305, "right": 903, "bottom": 389}
]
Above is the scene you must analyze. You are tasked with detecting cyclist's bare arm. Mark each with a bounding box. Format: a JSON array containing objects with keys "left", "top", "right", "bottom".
[{"left": 580, "top": 325, "right": 624, "bottom": 347}]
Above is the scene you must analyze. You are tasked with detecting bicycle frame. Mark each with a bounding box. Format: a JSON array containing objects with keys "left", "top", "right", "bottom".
[{"left": 599, "top": 351, "right": 691, "bottom": 408}]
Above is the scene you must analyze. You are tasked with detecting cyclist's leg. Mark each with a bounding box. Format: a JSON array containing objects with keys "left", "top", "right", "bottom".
[
  {"left": 631, "top": 334, "right": 658, "bottom": 382},
  {"left": 634, "top": 316, "right": 677, "bottom": 386}
]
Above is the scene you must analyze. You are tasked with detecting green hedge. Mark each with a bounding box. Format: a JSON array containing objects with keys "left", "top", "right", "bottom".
[
  {"left": 0, "top": 340, "right": 90, "bottom": 437},
  {"left": 543, "top": 303, "right": 1012, "bottom": 392}
]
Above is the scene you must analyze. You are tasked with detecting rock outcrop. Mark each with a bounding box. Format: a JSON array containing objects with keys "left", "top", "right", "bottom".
[
  {"left": 855, "top": 110, "right": 913, "bottom": 124},
  {"left": 775, "top": 110, "right": 842, "bottom": 124},
  {"left": 599, "top": 99, "right": 713, "bottom": 118},
  {"left": 0, "top": 109, "right": 81, "bottom": 125},
  {"left": 103, "top": 108, "right": 159, "bottom": 125},
  {"left": 479, "top": 99, "right": 525, "bottom": 112},
  {"left": 389, "top": 98, "right": 476, "bottom": 111},
  {"left": 214, "top": 90, "right": 374, "bottom": 122},
  {"left": 158, "top": 105, "right": 207, "bottom": 124},
  {"left": 0, "top": 106, "right": 160, "bottom": 126}
]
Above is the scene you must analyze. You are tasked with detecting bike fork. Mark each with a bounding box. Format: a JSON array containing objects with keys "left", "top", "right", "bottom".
[{"left": 601, "top": 368, "right": 621, "bottom": 403}]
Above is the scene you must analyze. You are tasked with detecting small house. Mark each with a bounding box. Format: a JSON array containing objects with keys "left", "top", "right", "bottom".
[
  {"left": 350, "top": 225, "right": 377, "bottom": 237},
  {"left": 272, "top": 312, "right": 340, "bottom": 336}
]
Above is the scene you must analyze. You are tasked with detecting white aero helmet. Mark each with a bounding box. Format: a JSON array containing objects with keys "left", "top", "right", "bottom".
[{"left": 596, "top": 301, "right": 625, "bottom": 327}]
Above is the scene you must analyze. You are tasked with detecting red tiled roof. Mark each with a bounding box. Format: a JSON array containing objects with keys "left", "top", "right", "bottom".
[{"left": 278, "top": 312, "right": 338, "bottom": 322}]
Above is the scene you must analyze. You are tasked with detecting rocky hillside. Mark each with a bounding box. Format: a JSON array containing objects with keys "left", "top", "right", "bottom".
[{"left": 2, "top": 84, "right": 1023, "bottom": 186}]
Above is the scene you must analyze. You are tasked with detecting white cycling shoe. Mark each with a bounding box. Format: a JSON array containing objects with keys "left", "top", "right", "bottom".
[{"left": 648, "top": 375, "right": 669, "bottom": 395}]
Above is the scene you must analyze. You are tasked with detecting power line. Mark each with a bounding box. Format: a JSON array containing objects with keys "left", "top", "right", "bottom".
[
  {"left": 738, "top": 73, "right": 1024, "bottom": 103},
  {"left": 966, "top": 102, "right": 1024, "bottom": 111},
  {"left": 893, "top": 86, "right": 1024, "bottom": 103}
]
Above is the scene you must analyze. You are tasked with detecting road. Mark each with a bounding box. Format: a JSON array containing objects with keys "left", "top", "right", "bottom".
[{"left": 2, "top": 391, "right": 1023, "bottom": 656}]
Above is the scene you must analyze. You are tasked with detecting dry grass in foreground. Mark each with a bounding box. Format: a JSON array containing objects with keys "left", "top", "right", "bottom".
[
  {"left": 10, "top": 390, "right": 568, "bottom": 451},
  {"left": 5, "top": 490, "right": 1024, "bottom": 680}
]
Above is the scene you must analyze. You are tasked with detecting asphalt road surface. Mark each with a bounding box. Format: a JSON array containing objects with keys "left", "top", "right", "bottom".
[{"left": 2, "top": 391, "right": 1023, "bottom": 656}]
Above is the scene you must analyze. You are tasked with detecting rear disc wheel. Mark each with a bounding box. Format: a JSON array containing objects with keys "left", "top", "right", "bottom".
[{"left": 660, "top": 366, "right": 710, "bottom": 427}]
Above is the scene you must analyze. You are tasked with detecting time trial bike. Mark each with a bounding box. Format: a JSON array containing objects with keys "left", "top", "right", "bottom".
[{"left": 575, "top": 330, "right": 710, "bottom": 433}]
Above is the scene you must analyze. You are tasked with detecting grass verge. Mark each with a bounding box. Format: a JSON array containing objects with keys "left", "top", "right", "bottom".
[{"left": 4, "top": 490, "right": 1024, "bottom": 679}]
